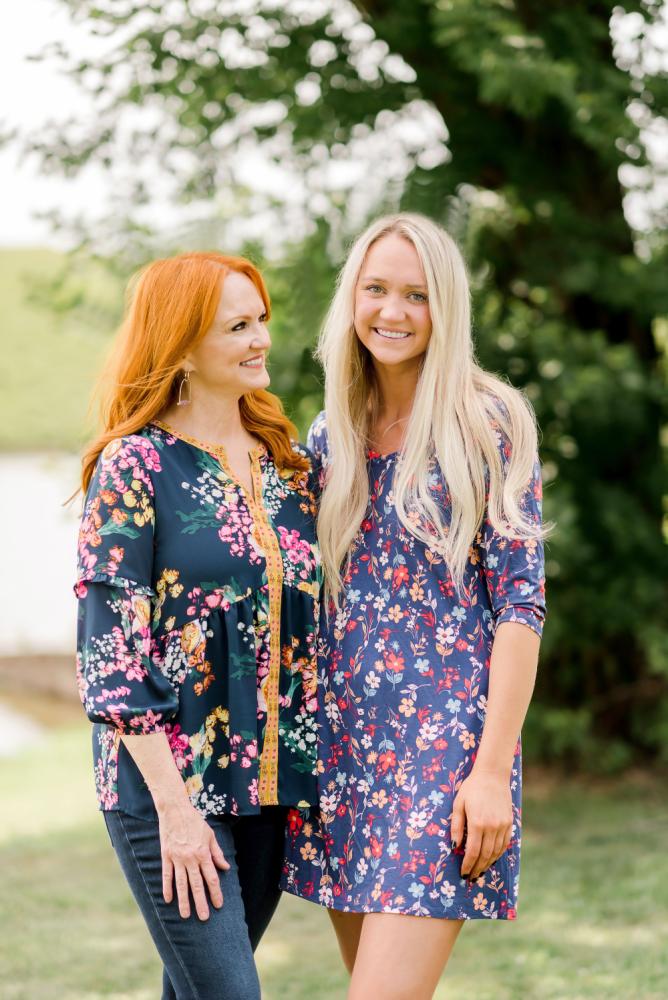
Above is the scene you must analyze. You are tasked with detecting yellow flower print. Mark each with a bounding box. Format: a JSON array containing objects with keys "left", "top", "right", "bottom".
[
  {"left": 169, "top": 583, "right": 184, "bottom": 598},
  {"left": 163, "top": 569, "right": 179, "bottom": 585},
  {"left": 189, "top": 731, "right": 205, "bottom": 755},
  {"left": 185, "top": 774, "right": 203, "bottom": 798},
  {"left": 130, "top": 595, "right": 151, "bottom": 630},
  {"left": 123, "top": 491, "right": 137, "bottom": 509},
  {"left": 371, "top": 789, "right": 388, "bottom": 807},
  {"left": 388, "top": 604, "right": 403, "bottom": 623},
  {"left": 409, "top": 581, "right": 424, "bottom": 602},
  {"left": 181, "top": 621, "right": 204, "bottom": 654},
  {"left": 473, "top": 892, "right": 488, "bottom": 911},
  {"left": 398, "top": 697, "right": 416, "bottom": 717},
  {"left": 217, "top": 754, "right": 230, "bottom": 769},
  {"left": 300, "top": 842, "right": 317, "bottom": 861},
  {"left": 134, "top": 512, "right": 146, "bottom": 527}
]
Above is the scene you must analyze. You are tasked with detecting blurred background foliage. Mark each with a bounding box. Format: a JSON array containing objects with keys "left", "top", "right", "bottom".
[{"left": 19, "top": 0, "right": 668, "bottom": 769}]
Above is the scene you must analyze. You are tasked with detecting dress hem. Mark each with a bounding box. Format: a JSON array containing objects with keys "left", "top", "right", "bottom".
[{"left": 279, "top": 883, "right": 518, "bottom": 921}]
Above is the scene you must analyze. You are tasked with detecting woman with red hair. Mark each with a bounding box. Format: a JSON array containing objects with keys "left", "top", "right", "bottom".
[{"left": 75, "top": 252, "right": 321, "bottom": 999}]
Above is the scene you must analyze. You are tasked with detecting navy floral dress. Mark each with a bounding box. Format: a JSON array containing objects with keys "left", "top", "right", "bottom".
[
  {"left": 75, "top": 421, "right": 321, "bottom": 819},
  {"left": 281, "top": 412, "right": 546, "bottom": 920}
]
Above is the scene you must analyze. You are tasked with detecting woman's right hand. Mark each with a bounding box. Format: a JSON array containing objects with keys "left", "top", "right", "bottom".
[{"left": 158, "top": 801, "right": 231, "bottom": 920}]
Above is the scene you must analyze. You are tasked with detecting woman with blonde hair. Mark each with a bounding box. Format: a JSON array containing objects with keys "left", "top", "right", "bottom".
[
  {"left": 75, "top": 252, "right": 321, "bottom": 999},
  {"left": 282, "top": 214, "right": 547, "bottom": 998}
]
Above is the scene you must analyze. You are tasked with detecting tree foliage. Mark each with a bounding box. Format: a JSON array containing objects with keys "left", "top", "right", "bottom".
[{"left": 28, "top": 0, "right": 668, "bottom": 768}]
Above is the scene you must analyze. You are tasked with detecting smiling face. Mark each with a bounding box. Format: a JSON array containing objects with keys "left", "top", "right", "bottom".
[
  {"left": 184, "top": 270, "right": 271, "bottom": 398},
  {"left": 354, "top": 233, "right": 432, "bottom": 375}
]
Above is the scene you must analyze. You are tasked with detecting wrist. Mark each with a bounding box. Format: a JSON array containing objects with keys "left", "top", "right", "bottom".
[
  {"left": 471, "top": 756, "right": 513, "bottom": 781},
  {"left": 152, "top": 782, "right": 192, "bottom": 816}
]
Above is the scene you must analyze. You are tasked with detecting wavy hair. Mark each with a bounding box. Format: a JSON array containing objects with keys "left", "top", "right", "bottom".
[
  {"left": 317, "top": 212, "right": 546, "bottom": 603},
  {"left": 81, "top": 251, "right": 307, "bottom": 492}
]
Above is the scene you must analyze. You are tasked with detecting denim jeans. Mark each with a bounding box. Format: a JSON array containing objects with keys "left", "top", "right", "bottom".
[{"left": 104, "top": 807, "right": 288, "bottom": 1000}]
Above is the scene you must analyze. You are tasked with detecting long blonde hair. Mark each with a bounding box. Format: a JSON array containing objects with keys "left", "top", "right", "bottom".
[{"left": 317, "top": 212, "right": 544, "bottom": 603}]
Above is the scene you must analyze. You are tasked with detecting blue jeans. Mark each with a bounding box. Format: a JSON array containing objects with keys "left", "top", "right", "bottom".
[{"left": 104, "top": 807, "right": 288, "bottom": 1000}]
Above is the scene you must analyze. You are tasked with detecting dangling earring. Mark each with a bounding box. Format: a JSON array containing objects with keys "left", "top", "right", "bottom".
[{"left": 177, "top": 370, "right": 192, "bottom": 406}]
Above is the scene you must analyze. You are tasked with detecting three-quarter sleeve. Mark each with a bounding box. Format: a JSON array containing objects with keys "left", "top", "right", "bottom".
[
  {"left": 74, "top": 435, "right": 178, "bottom": 732},
  {"left": 480, "top": 454, "right": 546, "bottom": 639}
]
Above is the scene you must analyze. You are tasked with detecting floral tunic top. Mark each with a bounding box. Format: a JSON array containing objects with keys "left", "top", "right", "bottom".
[
  {"left": 75, "top": 421, "right": 321, "bottom": 819},
  {"left": 281, "top": 411, "right": 546, "bottom": 920}
]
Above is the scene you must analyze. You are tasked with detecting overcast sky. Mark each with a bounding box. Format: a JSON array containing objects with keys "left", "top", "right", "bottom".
[
  {"left": 0, "top": 1, "right": 93, "bottom": 245},
  {"left": 2, "top": 0, "right": 666, "bottom": 248}
]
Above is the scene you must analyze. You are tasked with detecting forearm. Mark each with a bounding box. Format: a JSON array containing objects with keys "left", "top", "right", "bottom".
[
  {"left": 473, "top": 621, "right": 540, "bottom": 778},
  {"left": 121, "top": 733, "right": 191, "bottom": 814}
]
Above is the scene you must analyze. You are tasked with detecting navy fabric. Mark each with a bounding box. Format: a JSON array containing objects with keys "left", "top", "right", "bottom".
[
  {"left": 282, "top": 411, "right": 546, "bottom": 920},
  {"left": 75, "top": 422, "right": 321, "bottom": 818}
]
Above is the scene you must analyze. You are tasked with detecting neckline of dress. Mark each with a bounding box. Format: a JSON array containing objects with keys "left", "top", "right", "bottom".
[
  {"left": 151, "top": 419, "right": 266, "bottom": 461},
  {"left": 367, "top": 448, "right": 399, "bottom": 461}
]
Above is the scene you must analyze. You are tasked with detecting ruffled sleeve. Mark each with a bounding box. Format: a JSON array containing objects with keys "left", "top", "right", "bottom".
[
  {"left": 480, "top": 452, "right": 546, "bottom": 639},
  {"left": 74, "top": 435, "right": 178, "bottom": 732}
]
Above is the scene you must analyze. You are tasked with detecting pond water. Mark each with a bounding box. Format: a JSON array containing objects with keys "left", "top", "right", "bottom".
[{"left": 0, "top": 452, "right": 80, "bottom": 655}]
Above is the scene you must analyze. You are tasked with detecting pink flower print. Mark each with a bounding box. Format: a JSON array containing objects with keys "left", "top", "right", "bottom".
[{"left": 166, "top": 724, "right": 194, "bottom": 771}]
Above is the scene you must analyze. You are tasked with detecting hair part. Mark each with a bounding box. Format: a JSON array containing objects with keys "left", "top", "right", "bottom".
[
  {"left": 316, "top": 212, "right": 547, "bottom": 604},
  {"left": 81, "top": 251, "right": 307, "bottom": 493}
]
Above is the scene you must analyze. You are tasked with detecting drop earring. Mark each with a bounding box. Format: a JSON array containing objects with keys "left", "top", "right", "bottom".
[{"left": 177, "top": 370, "right": 192, "bottom": 406}]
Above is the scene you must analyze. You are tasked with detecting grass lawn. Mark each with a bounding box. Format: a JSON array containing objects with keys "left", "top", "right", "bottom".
[
  {"left": 1, "top": 708, "right": 666, "bottom": 999},
  {"left": 0, "top": 247, "right": 121, "bottom": 452}
]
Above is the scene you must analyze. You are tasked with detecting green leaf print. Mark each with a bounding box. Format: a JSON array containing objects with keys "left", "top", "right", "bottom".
[
  {"left": 229, "top": 652, "right": 257, "bottom": 680},
  {"left": 175, "top": 508, "right": 220, "bottom": 534},
  {"left": 98, "top": 521, "right": 141, "bottom": 539}
]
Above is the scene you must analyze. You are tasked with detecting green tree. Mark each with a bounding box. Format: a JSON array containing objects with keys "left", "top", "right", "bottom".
[{"left": 28, "top": 0, "right": 668, "bottom": 767}]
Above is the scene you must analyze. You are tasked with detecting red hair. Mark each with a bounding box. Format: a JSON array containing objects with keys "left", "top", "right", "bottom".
[{"left": 81, "top": 251, "right": 308, "bottom": 492}]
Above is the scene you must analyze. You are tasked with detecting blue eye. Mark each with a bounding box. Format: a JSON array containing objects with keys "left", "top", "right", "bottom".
[
  {"left": 366, "top": 284, "right": 384, "bottom": 293},
  {"left": 409, "top": 292, "right": 428, "bottom": 303}
]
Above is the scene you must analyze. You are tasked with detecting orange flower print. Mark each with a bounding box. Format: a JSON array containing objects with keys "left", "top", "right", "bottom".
[
  {"left": 459, "top": 729, "right": 476, "bottom": 750},
  {"left": 385, "top": 651, "right": 405, "bottom": 674}
]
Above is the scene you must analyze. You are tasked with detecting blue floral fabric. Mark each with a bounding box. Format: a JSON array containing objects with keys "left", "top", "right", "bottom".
[
  {"left": 281, "top": 412, "right": 546, "bottom": 919},
  {"left": 75, "top": 421, "right": 321, "bottom": 819}
]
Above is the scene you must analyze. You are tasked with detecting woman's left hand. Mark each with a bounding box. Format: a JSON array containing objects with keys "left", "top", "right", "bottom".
[{"left": 450, "top": 768, "right": 513, "bottom": 880}]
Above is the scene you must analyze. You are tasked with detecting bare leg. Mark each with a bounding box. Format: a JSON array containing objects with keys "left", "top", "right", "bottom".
[
  {"left": 347, "top": 913, "right": 464, "bottom": 1000},
  {"left": 328, "top": 909, "right": 365, "bottom": 974}
]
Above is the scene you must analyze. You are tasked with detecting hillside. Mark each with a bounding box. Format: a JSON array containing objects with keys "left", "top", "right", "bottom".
[{"left": 0, "top": 248, "right": 120, "bottom": 452}]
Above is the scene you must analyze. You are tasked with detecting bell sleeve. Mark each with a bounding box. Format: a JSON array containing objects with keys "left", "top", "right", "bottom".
[
  {"left": 480, "top": 453, "right": 547, "bottom": 639},
  {"left": 74, "top": 435, "right": 178, "bottom": 733}
]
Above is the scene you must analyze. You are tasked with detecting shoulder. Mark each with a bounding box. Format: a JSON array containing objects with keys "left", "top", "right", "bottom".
[
  {"left": 306, "top": 410, "right": 329, "bottom": 461},
  {"left": 90, "top": 428, "right": 163, "bottom": 498}
]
